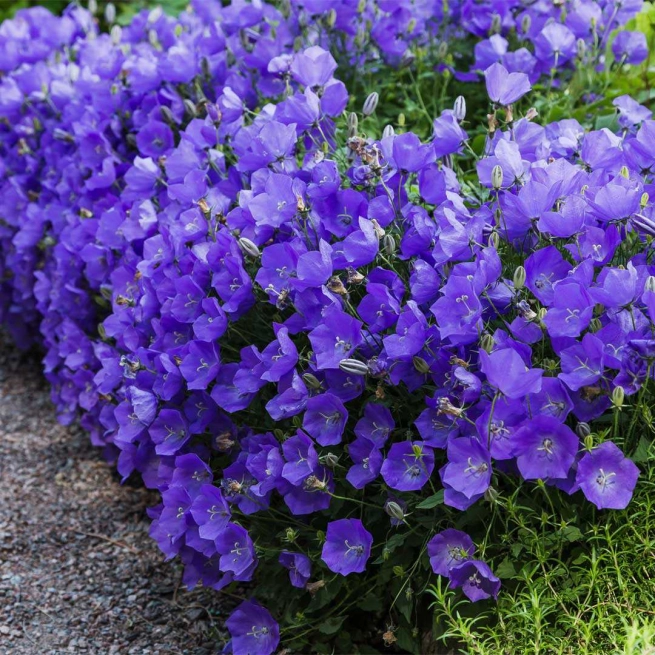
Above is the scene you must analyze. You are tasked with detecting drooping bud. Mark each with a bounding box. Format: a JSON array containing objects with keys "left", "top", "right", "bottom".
[
  {"left": 412, "top": 356, "right": 430, "bottom": 374},
  {"left": 646, "top": 275, "right": 655, "bottom": 293},
  {"left": 105, "top": 2, "right": 116, "bottom": 23},
  {"left": 575, "top": 422, "right": 591, "bottom": 439},
  {"left": 339, "top": 359, "right": 369, "bottom": 376},
  {"left": 384, "top": 501, "right": 406, "bottom": 523},
  {"left": 238, "top": 237, "right": 260, "bottom": 258},
  {"left": 382, "top": 124, "right": 395, "bottom": 139},
  {"left": 513, "top": 265, "right": 526, "bottom": 290},
  {"left": 383, "top": 234, "right": 396, "bottom": 255},
  {"left": 491, "top": 164, "right": 503, "bottom": 190},
  {"left": 612, "top": 386, "right": 625, "bottom": 408},
  {"left": 302, "top": 372, "right": 322, "bottom": 390},
  {"left": 110, "top": 24, "right": 122, "bottom": 45},
  {"left": 363, "top": 92, "right": 379, "bottom": 117},
  {"left": 453, "top": 95, "right": 466, "bottom": 122}
]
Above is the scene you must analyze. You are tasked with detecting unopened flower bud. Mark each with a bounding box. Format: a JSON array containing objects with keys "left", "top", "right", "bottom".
[
  {"left": 438, "top": 41, "right": 448, "bottom": 59},
  {"left": 400, "top": 50, "right": 415, "bottom": 68},
  {"left": 521, "top": 14, "right": 531, "bottom": 34},
  {"left": 484, "top": 485, "right": 499, "bottom": 503},
  {"left": 480, "top": 333, "right": 495, "bottom": 353},
  {"left": 612, "top": 386, "right": 625, "bottom": 408},
  {"left": 284, "top": 528, "right": 298, "bottom": 543},
  {"left": 491, "top": 164, "right": 503, "bottom": 190},
  {"left": 641, "top": 193, "right": 649, "bottom": 208},
  {"left": 589, "top": 317, "right": 602, "bottom": 332},
  {"left": 339, "top": 359, "right": 369, "bottom": 376},
  {"left": 88, "top": 0, "right": 97, "bottom": 14},
  {"left": 453, "top": 95, "right": 466, "bottom": 122},
  {"left": 326, "top": 8, "right": 336, "bottom": 28},
  {"left": 620, "top": 165, "right": 630, "bottom": 179},
  {"left": 160, "top": 105, "right": 176, "bottom": 125},
  {"left": 576, "top": 38, "right": 586, "bottom": 59},
  {"left": 646, "top": 275, "right": 655, "bottom": 293},
  {"left": 238, "top": 237, "right": 260, "bottom": 258},
  {"left": 576, "top": 422, "right": 591, "bottom": 438},
  {"left": 584, "top": 434, "right": 594, "bottom": 451},
  {"left": 105, "top": 2, "right": 116, "bottom": 23},
  {"left": 110, "top": 24, "right": 122, "bottom": 45},
  {"left": 489, "top": 231, "right": 500, "bottom": 248},
  {"left": 407, "top": 18, "right": 416, "bottom": 34},
  {"left": 363, "top": 92, "right": 379, "bottom": 117},
  {"left": 148, "top": 5, "right": 163, "bottom": 23},
  {"left": 184, "top": 99, "right": 198, "bottom": 117},
  {"left": 384, "top": 501, "right": 406, "bottom": 522},
  {"left": 537, "top": 307, "right": 548, "bottom": 321},
  {"left": 148, "top": 29, "right": 159, "bottom": 47},
  {"left": 513, "top": 265, "right": 526, "bottom": 290},
  {"left": 412, "top": 356, "right": 430, "bottom": 374},
  {"left": 382, "top": 124, "right": 395, "bottom": 139},
  {"left": 383, "top": 234, "right": 396, "bottom": 255},
  {"left": 324, "top": 452, "right": 340, "bottom": 468},
  {"left": 302, "top": 372, "right": 322, "bottom": 390},
  {"left": 357, "top": 0, "right": 366, "bottom": 11},
  {"left": 490, "top": 13, "right": 501, "bottom": 34},
  {"left": 53, "top": 128, "right": 74, "bottom": 142},
  {"left": 347, "top": 111, "right": 358, "bottom": 134},
  {"left": 398, "top": 113, "right": 405, "bottom": 127},
  {"left": 392, "top": 565, "right": 405, "bottom": 577}
]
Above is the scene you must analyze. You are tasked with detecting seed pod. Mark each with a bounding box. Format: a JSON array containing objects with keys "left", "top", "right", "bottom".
[
  {"left": 575, "top": 422, "right": 591, "bottom": 438},
  {"left": 238, "top": 237, "right": 260, "bottom": 258},
  {"left": 491, "top": 164, "right": 503, "bottom": 190},
  {"left": 105, "top": 2, "right": 116, "bottom": 23},
  {"left": 339, "top": 359, "right": 369, "bottom": 376},
  {"left": 110, "top": 24, "right": 122, "bottom": 45},
  {"left": 453, "top": 95, "right": 466, "bottom": 122},
  {"left": 382, "top": 124, "right": 395, "bottom": 139},
  {"left": 513, "top": 265, "right": 526, "bottom": 290},
  {"left": 302, "top": 372, "right": 322, "bottom": 390},
  {"left": 612, "top": 386, "right": 625, "bottom": 408},
  {"left": 363, "top": 92, "right": 379, "bottom": 117}
]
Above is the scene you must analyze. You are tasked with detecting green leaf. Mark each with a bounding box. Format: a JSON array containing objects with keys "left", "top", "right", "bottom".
[
  {"left": 318, "top": 616, "right": 345, "bottom": 635},
  {"left": 495, "top": 557, "right": 517, "bottom": 579},
  {"left": 561, "top": 526, "right": 584, "bottom": 543},
  {"left": 632, "top": 435, "right": 652, "bottom": 463},
  {"left": 416, "top": 490, "right": 445, "bottom": 509}
]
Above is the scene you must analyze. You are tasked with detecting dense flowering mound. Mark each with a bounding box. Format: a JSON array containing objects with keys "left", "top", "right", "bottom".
[{"left": 0, "top": 0, "right": 652, "bottom": 652}]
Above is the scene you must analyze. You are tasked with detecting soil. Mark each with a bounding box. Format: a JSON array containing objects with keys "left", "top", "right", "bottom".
[{"left": 0, "top": 344, "right": 230, "bottom": 655}]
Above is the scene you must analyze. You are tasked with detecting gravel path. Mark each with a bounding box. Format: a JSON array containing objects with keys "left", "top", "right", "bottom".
[{"left": 0, "top": 345, "right": 229, "bottom": 655}]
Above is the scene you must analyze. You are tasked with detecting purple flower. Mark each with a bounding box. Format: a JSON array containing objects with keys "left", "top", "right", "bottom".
[
  {"left": 480, "top": 347, "right": 543, "bottom": 399},
  {"left": 354, "top": 402, "right": 394, "bottom": 447},
  {"left": 449, "top": 560, "right": 501, "bottom": 602},
  {"left": 380, "top": 441, "right": 435, "bottom": 492},
  {"left": 441, "top": 438, "right": 492, "bottom": 499},
  {"left": 612, "top": 31, "right": 648, "bottom": 65},
  {"left": 321, "top": 518, "right": 372, "bottom": 575},
  {"left": 302, "top": 392, "right": 347, "bottom": 446},
  {"left": 190, "top": 484, "right": 231, "bottom": 541},
  {"left": 427, "top": 529, "right": 476, "bottom": 577},
  {"left": 308, "top": 308, "right": 363, "bottom": 370},
  {"left": 279, "top": 551, "right": 311, "bottom": 588},
  {"left": 346, "top": 437, "right": 383, "bottom": 489},
  {"left": 510, "top": 416, "right": 579, "bottom": 480},
  {"left": 226, "top": 600, "right": 279, "bottom": 655},
  {"left": 484, "top": 63, "right": 531, "bottom": 105},
  {"left": 576, "top": 441, "right": 639, "bottom": 509}
]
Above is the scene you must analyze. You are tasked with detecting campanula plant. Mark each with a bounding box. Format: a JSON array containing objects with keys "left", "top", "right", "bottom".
[{"left": 1, "top": 0, "right": 655, "bottom": 653}]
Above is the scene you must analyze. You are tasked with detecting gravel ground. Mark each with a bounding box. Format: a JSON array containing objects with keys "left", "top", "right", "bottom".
[{"left": 0, "top": 345, "right": 230, "bottom": 655}]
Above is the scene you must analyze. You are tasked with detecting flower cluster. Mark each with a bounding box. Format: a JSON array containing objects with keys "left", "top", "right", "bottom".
[{"left": 0, "top": 0, "right": 649, "bottom": 652}]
